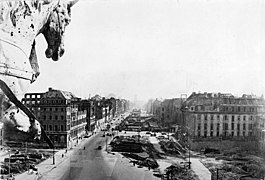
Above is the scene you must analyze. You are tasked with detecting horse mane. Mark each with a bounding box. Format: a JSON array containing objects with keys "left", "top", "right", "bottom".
[{"left": 0, "top": 0, "right": 57, "bottom": 27}]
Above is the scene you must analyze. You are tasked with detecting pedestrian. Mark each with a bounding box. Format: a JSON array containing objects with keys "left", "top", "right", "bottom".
[
  {"left": 62, "top": 154, "right": 64, "bottom": 158},
  {"left": 65, "top": 149, "right": 67, "bottom": 153},
  {"left": 84, "top": 147, "right": 86, "bottom": 150}
]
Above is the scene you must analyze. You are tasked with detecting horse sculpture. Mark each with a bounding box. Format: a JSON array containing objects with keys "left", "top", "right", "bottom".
[{"left": 0, "top": 0, "right": 78, "bottom": 147}]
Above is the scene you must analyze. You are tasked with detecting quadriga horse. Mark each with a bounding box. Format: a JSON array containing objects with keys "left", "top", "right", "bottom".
[{"left": 0, "top": 0, "right": 78, "bottom": 142}]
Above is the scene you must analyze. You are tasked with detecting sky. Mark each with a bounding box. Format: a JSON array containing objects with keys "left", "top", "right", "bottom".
[{"left": 28, "top": 0, "right": 265, "bottom": 102}]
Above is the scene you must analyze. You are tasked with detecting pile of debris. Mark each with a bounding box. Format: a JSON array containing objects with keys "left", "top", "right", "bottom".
[
  {"left": 164, "top": 164, "right": 197, "bottom": 180},
  {"left": 202, "top": 150, "right": 265, "bottom": 180},
  {"left": 0, "top": 151, "right": 51, "bottom": 175},
  {"left": 110, "top": 136, "right": 143, "bottom": 153},
  {"left": 111, "top": 135, "right": 162, "bottom": 170},
  {"left": 159, "top": 140, "right": 186, "bottom": 155},
  {"left": 122, "top": 153, "right": 159, "bottom": 169}
]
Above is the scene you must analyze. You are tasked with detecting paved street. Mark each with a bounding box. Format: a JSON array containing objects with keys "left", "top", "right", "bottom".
[{"left": 38, "top": 131, "right": 159, "bottom": 180}]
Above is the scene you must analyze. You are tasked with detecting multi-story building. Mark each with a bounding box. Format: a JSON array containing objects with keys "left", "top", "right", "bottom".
[
  {"left": 22, "top": 88, "right": 86, "bottom": 148},
  {"left": 181, "top": 92, "right": 265, "bottom": 151}
]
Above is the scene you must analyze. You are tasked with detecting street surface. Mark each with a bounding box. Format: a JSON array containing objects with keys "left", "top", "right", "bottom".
[{"left": 41, "top": 131, "right": 159, "bottom": 180}]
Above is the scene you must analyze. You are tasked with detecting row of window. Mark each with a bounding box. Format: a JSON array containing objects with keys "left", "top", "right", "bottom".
[
  {"left": 221, "top": 106, "right": 256, "bottom": 113},
  {"left": 197, "top": 131, "right": 253, "bottom": 137},
  {"left": 43, "top": 115, "right": 65, "bottom": 121},
  {"left": 43, "top": 124, "right": 65, "bottom": 132},
  {"left": 43, "top": 107, "right": 65, "bottom": 112},
  {"left": 42, "top": 100, "right": 66, "bottom": 104},
  {"left": 197, "top": 123, "right": 253, "bottom": 131},
  {"left": 190, "top": 105, "right": 257, "bottom": 113},
  {"left": 25, "top": 94, "right": 42, "bottom": 99},
  {"left": 197, "top": 114, "right": 254, "bottom": 121}
]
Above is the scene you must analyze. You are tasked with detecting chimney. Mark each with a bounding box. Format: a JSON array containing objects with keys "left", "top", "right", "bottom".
[{"left": 48, "top": 87, "right": 53, "bottom": 91}]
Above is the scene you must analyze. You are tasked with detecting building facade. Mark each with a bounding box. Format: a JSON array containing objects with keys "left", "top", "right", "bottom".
[
  {"left": 182, "top": 92, "right": 265, "bottom": 150},
  {"left": 22, "top": 88, "right": 86, "bottom": 148}
]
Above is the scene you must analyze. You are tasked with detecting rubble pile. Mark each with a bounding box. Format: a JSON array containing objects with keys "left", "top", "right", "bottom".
[
  {"left": 110, "top": 136, "right": 143, "bottom": 153},
  {"left": 122, "top": 153, "right": 159, "bottom": 169},
  {"left": 159, "top": 140, "right": 186, "bottom": 155},
  {"left": 164, "top": 164, "right": 197, "bottom": 180},
  {"left": 0, "top": 151, "right": 52, "bottom": 175},
  {"left": 202, "top": 150, "right": 265, "bottom": 180},
  {"left": 111, "top": 135, "right": 162, "bottom": 169}
]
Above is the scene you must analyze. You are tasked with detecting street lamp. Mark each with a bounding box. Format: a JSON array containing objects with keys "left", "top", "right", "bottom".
[
  {"left": 53, "top": 147, "right": 55, "bottom": 165},
  {"left": 8, "top": 148, "right": 10, "bottom": 177},
  {"left": 183, "top": 132, "right": 191, "bottom": 169},
  {"left": 105, "top": 135, "right": 108, "bottom": 151}
]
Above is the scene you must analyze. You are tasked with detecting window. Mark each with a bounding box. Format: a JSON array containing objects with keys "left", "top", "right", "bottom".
[
  {"left": 232, "top": 115, "right": 234, "bottom": 122},
  {"left": 55, "top": 125, "right": 58, "bottom": 131},
  {"left": 217, "top": 115, "right": 220, "bottom": 120},
  {"left": 55, "top": 108, "right": 58, "bottom": 112},
  {"left": 237, "top": 124, "right": 240, "bottom": 130},
  {"left": 43, "top": 115, "right": 46, "bottom": 120},
  {"left": 238, "top": 107, "right": 240, "bottom": 112},
  {"left": 224, "top": 115, "right": 228, "bottom": 121},
  {"left": 198, "top": 124, "right": 201, "bottom": 130},
  {"left": 49, "top": 125, "right": 52, "bottom": 131},
  {"left": 231, "top": 132, "right": 234, "bottom": 136},
  {"left": 210, "top": 132, "right": 213, "bottom": 136},
  {"left": 224, "top": 123, "right": 228, "bottom": 130},
  {"left": 211, "top": 115, "right": 214, "bottom": 120},
  {"left": 210, "top": 123, "right": 213, "bottom": 130},
  {"left": 61, "top": 125, "right": 64, "bottom": 131},
  {"left": 243, "top": 116, "right": 246, "bottom": 121},
  {"left": 55, "top": 116, "right": 58, "bottom": 120},
  {"left": 231, "top": 123, "right": 234, "bottom": 130},
  {"left": 197, "top": 114, "right": 201, "bottom": 120},
  {"left": 243, "top": 124, "right": 246, "bottom": 130},
  {"left": 61, "top": 116, "right": 64, "bottom": 120},
  {"left": 204, "top": 123, "right": 207, "bottom": 130},
  {"left": 50, "top": 108, "right": 52, "bottom": 111},
  {"left": 238, "top": 116, "right": 240, "bottom": 121},
  {"left": 204, "top": 115, "right": 207, "bottom": 120},
  {"left": 49, "top": 116, "right": 52, "bottom": 120}
]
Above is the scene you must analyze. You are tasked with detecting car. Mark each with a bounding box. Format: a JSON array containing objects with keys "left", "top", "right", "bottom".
[
  {"left": 84, "top": 135, "right": 89, "bottom": 138},
  {"left": 97, "top": 146, "right": 102, "bottom": 150},
  {"left": 146, "top": 132, "right": 151, "bottom": 134},
  {"left": 161, "top": 132, "right": 167, "bottom": 135}
]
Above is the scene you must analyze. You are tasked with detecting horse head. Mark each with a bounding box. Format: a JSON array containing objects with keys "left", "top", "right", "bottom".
[{"left": 42, "top": 0, "right": 78, "bottom": 61}]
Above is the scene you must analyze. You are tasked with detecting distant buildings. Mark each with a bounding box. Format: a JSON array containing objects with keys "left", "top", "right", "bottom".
[
  {"left": 147, "top": 92, "right": 265, "bottom": 152},
  {"left": 146, "top": 98, "right": 184, "bottom": 132},
  {"left": 21, "top": 88, "right": 130, "bottom": 149}
]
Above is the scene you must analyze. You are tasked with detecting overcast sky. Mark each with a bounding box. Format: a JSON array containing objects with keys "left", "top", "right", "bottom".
[{"left": 28, "top": 0, "right": 265, "bottom": 101}]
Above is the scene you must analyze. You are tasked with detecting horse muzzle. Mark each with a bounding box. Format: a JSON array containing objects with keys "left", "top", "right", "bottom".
[{"left": 45, "top": 47, "right": 65, "bottom": 61}]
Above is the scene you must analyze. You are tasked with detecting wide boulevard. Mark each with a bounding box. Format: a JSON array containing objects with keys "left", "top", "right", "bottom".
[{"left": 41, "top": 130, "right": 159, "bottom": 180}]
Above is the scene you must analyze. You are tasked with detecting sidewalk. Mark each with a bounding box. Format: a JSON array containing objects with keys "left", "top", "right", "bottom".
[
  {"left": 13, "top": 133, "right": 94, "bottom": 180},
  {"left": 190, "top": 158, "right": 211, "bottom": 180}
]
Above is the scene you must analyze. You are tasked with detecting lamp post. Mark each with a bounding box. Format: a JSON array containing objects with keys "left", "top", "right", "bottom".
[
  {"left": 53, "top": 147, "right": 55, "bottom": 165},
  {"left": 8, "top": 148, "right": 10, "bottom": 177},
  {"left": 183, "top": 132, "right": 191, "bottom": 169},
  {"left": 105, "top": 136, "right": 108, "bottom": 151}
]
